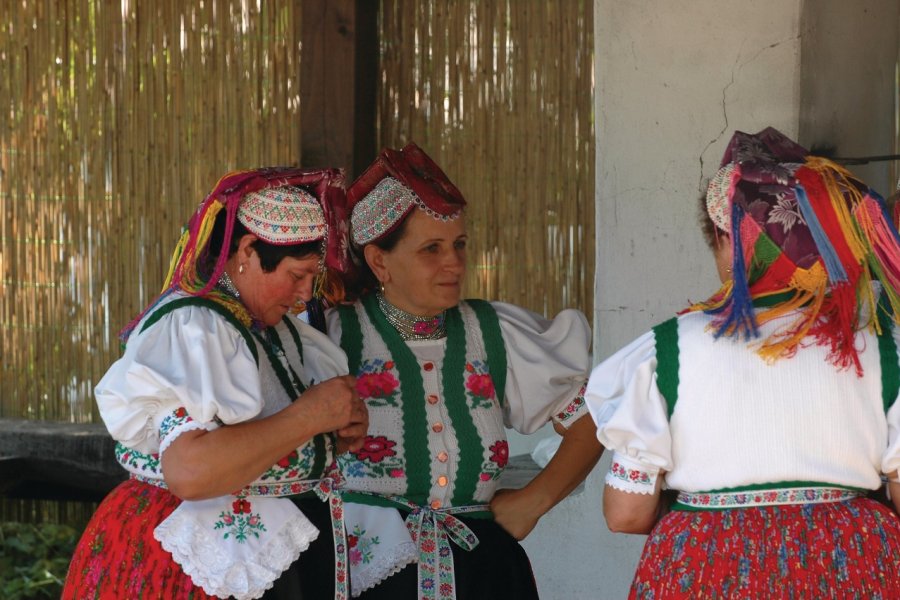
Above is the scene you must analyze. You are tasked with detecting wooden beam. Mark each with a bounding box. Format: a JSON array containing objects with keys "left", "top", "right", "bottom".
[{"left": 301, "top": 0, "right": 378, "bottom": 180}]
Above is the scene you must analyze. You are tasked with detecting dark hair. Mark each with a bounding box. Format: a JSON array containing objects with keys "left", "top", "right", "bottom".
[
  {"left": 343, "top": 214, "right": 412, "bottom": 300},
  {"left": 200, "top": 210, "right": 322, "bottom": 280}
]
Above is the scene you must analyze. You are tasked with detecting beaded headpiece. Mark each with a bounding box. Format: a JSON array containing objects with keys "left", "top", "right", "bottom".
[
  {"left": 348, "top": 142, "right": 466, "bottom": 245},
  {"left": 689, "top": 127, "right": 900, "bottom": 374},
  {"left": 237, "top": 186, "right": 326, "bottom": 245},
  {"left": 119, "top": 167, "right": 349, "bottom": 341}
]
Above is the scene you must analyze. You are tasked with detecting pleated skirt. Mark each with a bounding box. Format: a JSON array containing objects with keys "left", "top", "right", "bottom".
[{"left": 630, "top": 497, "right": 900, "bottom": 599}]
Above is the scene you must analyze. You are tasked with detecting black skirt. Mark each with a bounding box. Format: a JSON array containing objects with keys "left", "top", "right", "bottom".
[{"left": 263, "top": 497, "right": 539, "bottom": 600}]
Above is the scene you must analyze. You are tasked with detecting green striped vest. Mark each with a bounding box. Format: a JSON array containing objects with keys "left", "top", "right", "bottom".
[{"left": 336, "top": 296, "right": 508, "bottom": 507}]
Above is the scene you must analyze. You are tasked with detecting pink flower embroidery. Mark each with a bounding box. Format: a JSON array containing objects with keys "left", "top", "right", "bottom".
[
  {"left": 357, "top": 372, "right": 400, "bottom": 399},
  {"left": 355, "top": 436, "right": 398, "bottom": 463},
  {"left": 465, "top": 373, "right": 495, "bottom": 400},
  {"left": 489, "top": 440, "right": 509, "bottom": 468}
]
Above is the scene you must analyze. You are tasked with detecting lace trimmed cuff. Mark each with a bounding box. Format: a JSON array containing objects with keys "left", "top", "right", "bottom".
[
  {"left": 158, "top": 406, "right": 215, "bottom": 456},
  {"left": 604, "top": 452, "right": 659, "bottom": 495}
]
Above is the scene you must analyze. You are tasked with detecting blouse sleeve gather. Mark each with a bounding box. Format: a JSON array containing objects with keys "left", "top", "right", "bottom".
[
  {"left": 492, "top": 302, "right": 592, "bottom": 434},
  {"left": 584, "top": 330, "right": 672, "bottom": 477},
  {"left": 293, "top": 317, "right": 350, "bottom": 384},
  {"left": 96, "top": 303, "right": 263, "bottom": 454}
]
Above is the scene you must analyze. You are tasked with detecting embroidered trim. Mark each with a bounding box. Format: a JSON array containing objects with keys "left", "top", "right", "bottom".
[
  {"left": 116, "top": 443, "right": 160, "bottom": 474},
  {"left": 554, "top": 382, "right": 587, "bottom": 424},
  {"left": 674, "top": 487, "right": 863, "bottom": 510},
  {"left": 607, "top": 461, "right": 654, "bottom": 487},
  {"left": 345, "top": 492, "right": 486, "bottom": 600}
]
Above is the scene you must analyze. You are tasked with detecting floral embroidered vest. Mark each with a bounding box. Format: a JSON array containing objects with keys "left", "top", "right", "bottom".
[
  {"left": 115, "top": 294, "right": 335, "bottom": 486},
  {"left": 336, "top": 295, "right": 508, "bottom": 508}
]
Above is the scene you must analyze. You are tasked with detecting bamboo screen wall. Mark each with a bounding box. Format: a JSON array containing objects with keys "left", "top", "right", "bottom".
[
  {"left": 0, "top": 0, "right": 594, "bottom": 423},
  {"left": 0, "top": 1, "right": 303, "bottom": 421},
  {"left": 378, "top": 0, "right": 595, "bottom": 320}
]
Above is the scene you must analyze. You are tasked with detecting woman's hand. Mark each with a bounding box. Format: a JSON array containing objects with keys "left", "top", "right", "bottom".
[
  {"left": 294, "top": 376, "right": 368, "bottom": 454},
  {"left": 490, "top": 414, "right": 603, "bottom": 540},
  {"left": 490, "top": 488, "right": 545, "bottom": 540}
]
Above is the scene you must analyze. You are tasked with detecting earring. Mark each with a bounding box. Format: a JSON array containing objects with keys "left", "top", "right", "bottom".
[
  {"left": 380, "top": 281, "right": 385, "bottom": 294},
  {"left": 239, "top": 263, "right": 246, "bottom": 275}
]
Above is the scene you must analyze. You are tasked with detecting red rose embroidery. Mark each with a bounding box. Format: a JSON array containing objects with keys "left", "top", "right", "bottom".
[
  {"left": 489, "top": 440, "right": 509, "bottom": 468},
  {"left": 355, "top": 435, "right": 398, "bottom": 463},
  {"left": 465, "top": 374, "right": 495, "bottom": 400},
  {"left": 277, "top": 450, "right": 298, "bottom": 469},
  {"left": 232, "top": 498, "right": 252, "bottom": 514},
  {"left": 356, "top": 372, "right": 400, "bottom": 399}
]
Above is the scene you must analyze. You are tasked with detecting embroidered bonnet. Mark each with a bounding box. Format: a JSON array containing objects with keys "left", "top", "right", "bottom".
[{"left": 348, "top": 142, "right": 467, "bottom": 245}]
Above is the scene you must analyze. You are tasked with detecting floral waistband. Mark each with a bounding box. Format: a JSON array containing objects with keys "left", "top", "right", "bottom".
[
  {"left": 673, "top": 486, "right": 864, "bottom": 511},
  {"left": 128, "top": 472, "right": 334, "bottom": 498}
]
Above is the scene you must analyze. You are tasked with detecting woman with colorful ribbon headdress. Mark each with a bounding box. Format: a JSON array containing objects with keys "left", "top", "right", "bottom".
[
  {"left": 584, "top": 127, "right": 900, "bottom": 596},
  {"left": 325, "top": 143, "right": 603, "bottom": 599},
  {"left": 63, "top": 167, "right": 368, "bottom": 600}
]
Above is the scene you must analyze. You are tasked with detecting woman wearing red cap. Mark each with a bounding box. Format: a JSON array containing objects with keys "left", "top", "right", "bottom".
[
  {"left": 63, "top": 168, "right": 368, "bottom": 600},
  {"left": 326, "top": 143, "right": 603, "bottom": 598},
  {"left": 586, "top": 128, "right": 900, "bottom": 596}
]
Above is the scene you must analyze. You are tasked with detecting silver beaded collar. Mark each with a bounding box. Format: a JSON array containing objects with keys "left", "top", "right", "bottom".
[
  {"left": 217, "top": 271, "right": 241, "bottom": 299},
  {"left": 376, "top": 292, "right": 446, "bottom": 341}
]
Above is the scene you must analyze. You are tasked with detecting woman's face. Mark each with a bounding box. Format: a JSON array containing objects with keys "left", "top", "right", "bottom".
[
  {"left": 369, "top": 209, "right": 467, "bottom": 316},
  {"left": 233, "top": 236, "right": 321, "bottom": 326}
]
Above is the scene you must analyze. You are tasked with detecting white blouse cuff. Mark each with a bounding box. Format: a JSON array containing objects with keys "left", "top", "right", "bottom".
[
  {"left": 157, "top": 407, "right": 217, "bottom": 456},
  {"left": 604, "top": 452, "right": 659, "bottom": 495},
  {"left": 551, "top": 382, "right": 589, "bottom": 429}
]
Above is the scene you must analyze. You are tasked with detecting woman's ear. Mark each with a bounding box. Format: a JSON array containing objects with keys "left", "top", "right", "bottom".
[
  {"left": 363, "top": 244, "right": 390, "bottom": 285},
  {"left": 236, "top": 234, "right": 258, "bottom": 260}
]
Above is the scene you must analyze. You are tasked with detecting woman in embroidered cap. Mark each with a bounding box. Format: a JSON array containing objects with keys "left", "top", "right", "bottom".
[
  {"left": 62, "top": 167, "right": 368, "bottom": 600},
  {"left": 325, "top": 143, "right": 603, "bottom": 599},
  {"left": 585, "top": 128, "right": 900, "bottom": 596}
]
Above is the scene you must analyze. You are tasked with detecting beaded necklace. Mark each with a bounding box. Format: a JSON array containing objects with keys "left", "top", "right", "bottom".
[{"left": 376, "top": 292, "right": 446, "bottom": 340}]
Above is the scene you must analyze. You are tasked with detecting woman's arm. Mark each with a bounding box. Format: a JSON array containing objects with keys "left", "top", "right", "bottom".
[
  {"left": 161, "top": 375, "right": 366, "bottom": 500},
  {"left": 603, "top": 477, "right": 663, "bottom": 534},
  {"left": 888, "top": 471, "right": 900, "bottom": 515},
  {"left": 490, "top": 414, "right": 604, "bottom": 540}
]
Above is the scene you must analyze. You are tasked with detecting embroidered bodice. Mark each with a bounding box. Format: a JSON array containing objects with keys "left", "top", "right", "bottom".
[{"left": 327, "top": 297, "right": 591, "bottom": 508}]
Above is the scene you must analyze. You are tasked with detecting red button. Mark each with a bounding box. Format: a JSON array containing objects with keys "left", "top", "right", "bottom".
[
  {"left": 431, "top": 499, "right": 442, "bottom": 509},
  {"left": 423, "top": 362, "right": 434, "bottom": 371},
  {"left": 437, "top": 476, "right": 448, "bottom": 487},
  {"left": 427, "top": 394, "right": 439, "bottom": 405},
  {"left": 432, "top": 422, "right": 444, "bottom": 433},
  {"left": 437, "top": 451, "right": 449, "bottom": 462}
]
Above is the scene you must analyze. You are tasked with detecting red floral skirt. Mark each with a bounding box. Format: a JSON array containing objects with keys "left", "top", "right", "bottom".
[
  {"left": 630, "top": 497, "right": 900, "bottom": 599},
  {"left": 62, "top": 478, "right": 217, "bottom": 600}
]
